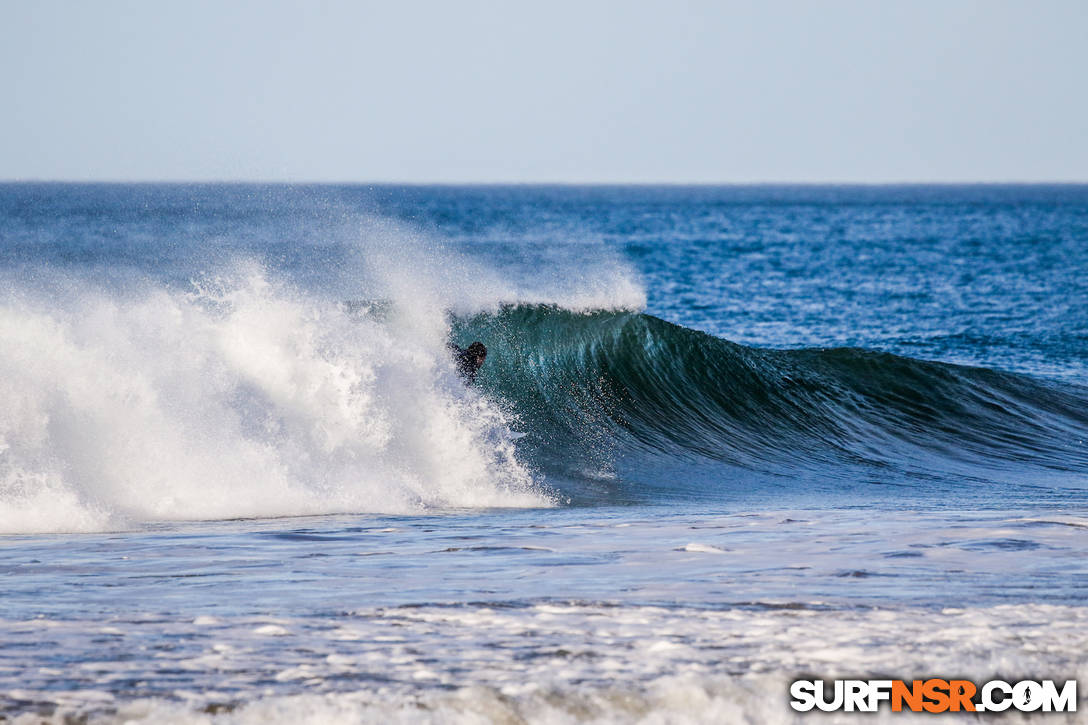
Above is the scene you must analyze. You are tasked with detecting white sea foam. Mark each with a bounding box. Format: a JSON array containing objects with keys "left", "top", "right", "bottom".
[
  {"left": 677, "top": 542, "right": 729, "bottom": 553},
  {"left": 1, "top": 255, "right": 616, "bottom": 533},
  {"left": 5, "top": 603, "right": 1086, "bottom": 723},
  {"left": 0, "top": 211, "right": 651, "bottom": 533}
]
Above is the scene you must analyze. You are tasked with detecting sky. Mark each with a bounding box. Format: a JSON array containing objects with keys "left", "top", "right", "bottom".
[{"left": 1, "top": 0, "right": 1085, "bottom": 183}]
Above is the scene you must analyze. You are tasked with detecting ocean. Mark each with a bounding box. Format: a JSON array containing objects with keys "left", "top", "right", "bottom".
[{"left": 1, "top": 184, "right": 1086, "bottom": 723}]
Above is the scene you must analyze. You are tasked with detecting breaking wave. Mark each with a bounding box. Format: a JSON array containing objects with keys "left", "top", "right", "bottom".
[
  {"left": 4, "top": 269, "right": 1087, "bottom": 532},
  {"left": 0, "top": 266, "right": 549, "bottom": 534},
  {"left": 455, "top": 306, "right": 1088, "bottom": 500}
]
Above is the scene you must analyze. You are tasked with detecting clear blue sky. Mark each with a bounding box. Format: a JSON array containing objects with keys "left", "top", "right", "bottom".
[{"left": 2, "top": 0, "right": 1085, "bottom": 182}]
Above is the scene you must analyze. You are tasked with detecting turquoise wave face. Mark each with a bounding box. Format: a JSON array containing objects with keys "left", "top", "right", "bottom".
[{"left": 453, "top": 305, "right": 1088, "bottom": 505}]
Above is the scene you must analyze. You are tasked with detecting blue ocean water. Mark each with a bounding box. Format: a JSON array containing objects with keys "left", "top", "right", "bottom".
[{"left": 1, "top": 184, "right": 1086, "bottom": 723}]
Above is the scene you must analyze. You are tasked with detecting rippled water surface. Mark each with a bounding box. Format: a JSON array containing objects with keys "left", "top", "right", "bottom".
[{"left": 1, "top": 184, "right": 1086, "bottom": 722}]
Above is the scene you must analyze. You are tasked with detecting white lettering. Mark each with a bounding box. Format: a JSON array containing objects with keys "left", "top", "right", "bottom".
[
  {"left": 1040, "top": 680, "right": 1077, "bottom": 713},
  {"left": 1013, "top": 680, "right": 1043, "bottom": 712},
  {"left": 789, "top": 680, "right": 817, "bottom": 712},
  {"left": 816, "top": 679, "right": 844, "bottom": 712},
  {"left": 844, "top": 680, "right": 868, "bottom": 711},
  {"left": 981, "top": 680, "right": 1012, "bottom": 712},
  {"left": 868, "top": 679, "right": 893, "bottom": 711}
]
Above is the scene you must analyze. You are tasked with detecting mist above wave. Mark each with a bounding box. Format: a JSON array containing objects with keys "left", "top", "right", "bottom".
[{"left": 0, "top": 266, "right": 554, "bottom": 534}]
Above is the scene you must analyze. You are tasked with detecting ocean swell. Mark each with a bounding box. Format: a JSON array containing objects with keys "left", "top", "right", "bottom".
[{"left": 456, "top": 305, "right": 1088, "bottom": 498}]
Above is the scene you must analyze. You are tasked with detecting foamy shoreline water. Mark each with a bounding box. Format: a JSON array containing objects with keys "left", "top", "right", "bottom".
[
  {"left": 6, "top": 602, "right": 1086, "bottom": 724},
  {"left": 3, "top": 506, "right": 1086, "bottom": 722}
]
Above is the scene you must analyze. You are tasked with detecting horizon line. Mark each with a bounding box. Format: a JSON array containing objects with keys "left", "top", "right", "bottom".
[{"left": 3, "top": 178, "right": 1088, "bottom": 187}]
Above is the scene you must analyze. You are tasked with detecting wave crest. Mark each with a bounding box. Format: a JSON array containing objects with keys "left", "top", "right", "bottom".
[
  {"left": 456, "top": 305, "right": 1088, "bottom": 498},
  {"left": 0, "top": 269, "right": 547, "bottom": 534}
]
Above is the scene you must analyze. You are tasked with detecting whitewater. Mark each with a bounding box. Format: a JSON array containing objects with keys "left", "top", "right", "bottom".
[
  {"left": 0, "top": 264, "right": 551, "bottom": 533},
  {"left": 1, "top": 183, "right": 1086, "bottom": 723}
]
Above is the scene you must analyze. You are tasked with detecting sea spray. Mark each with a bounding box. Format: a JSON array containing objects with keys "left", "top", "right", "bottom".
[{"left": 0, "top": 263, "right": 548, "bottom": 534}]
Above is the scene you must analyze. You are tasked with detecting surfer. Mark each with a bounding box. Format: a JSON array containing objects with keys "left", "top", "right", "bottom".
[{"left": 449, "top": 341, "right": 487, "bottom": 384}]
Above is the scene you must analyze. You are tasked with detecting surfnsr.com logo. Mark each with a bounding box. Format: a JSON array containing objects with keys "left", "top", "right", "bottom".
[{"left": 790, "top": 679, "right": 1078, "bottom": 713}]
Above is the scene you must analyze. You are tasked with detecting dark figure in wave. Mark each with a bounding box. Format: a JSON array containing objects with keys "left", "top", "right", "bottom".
[{"left": 449, "top": 341, "right": 487, "bottom": 384}]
